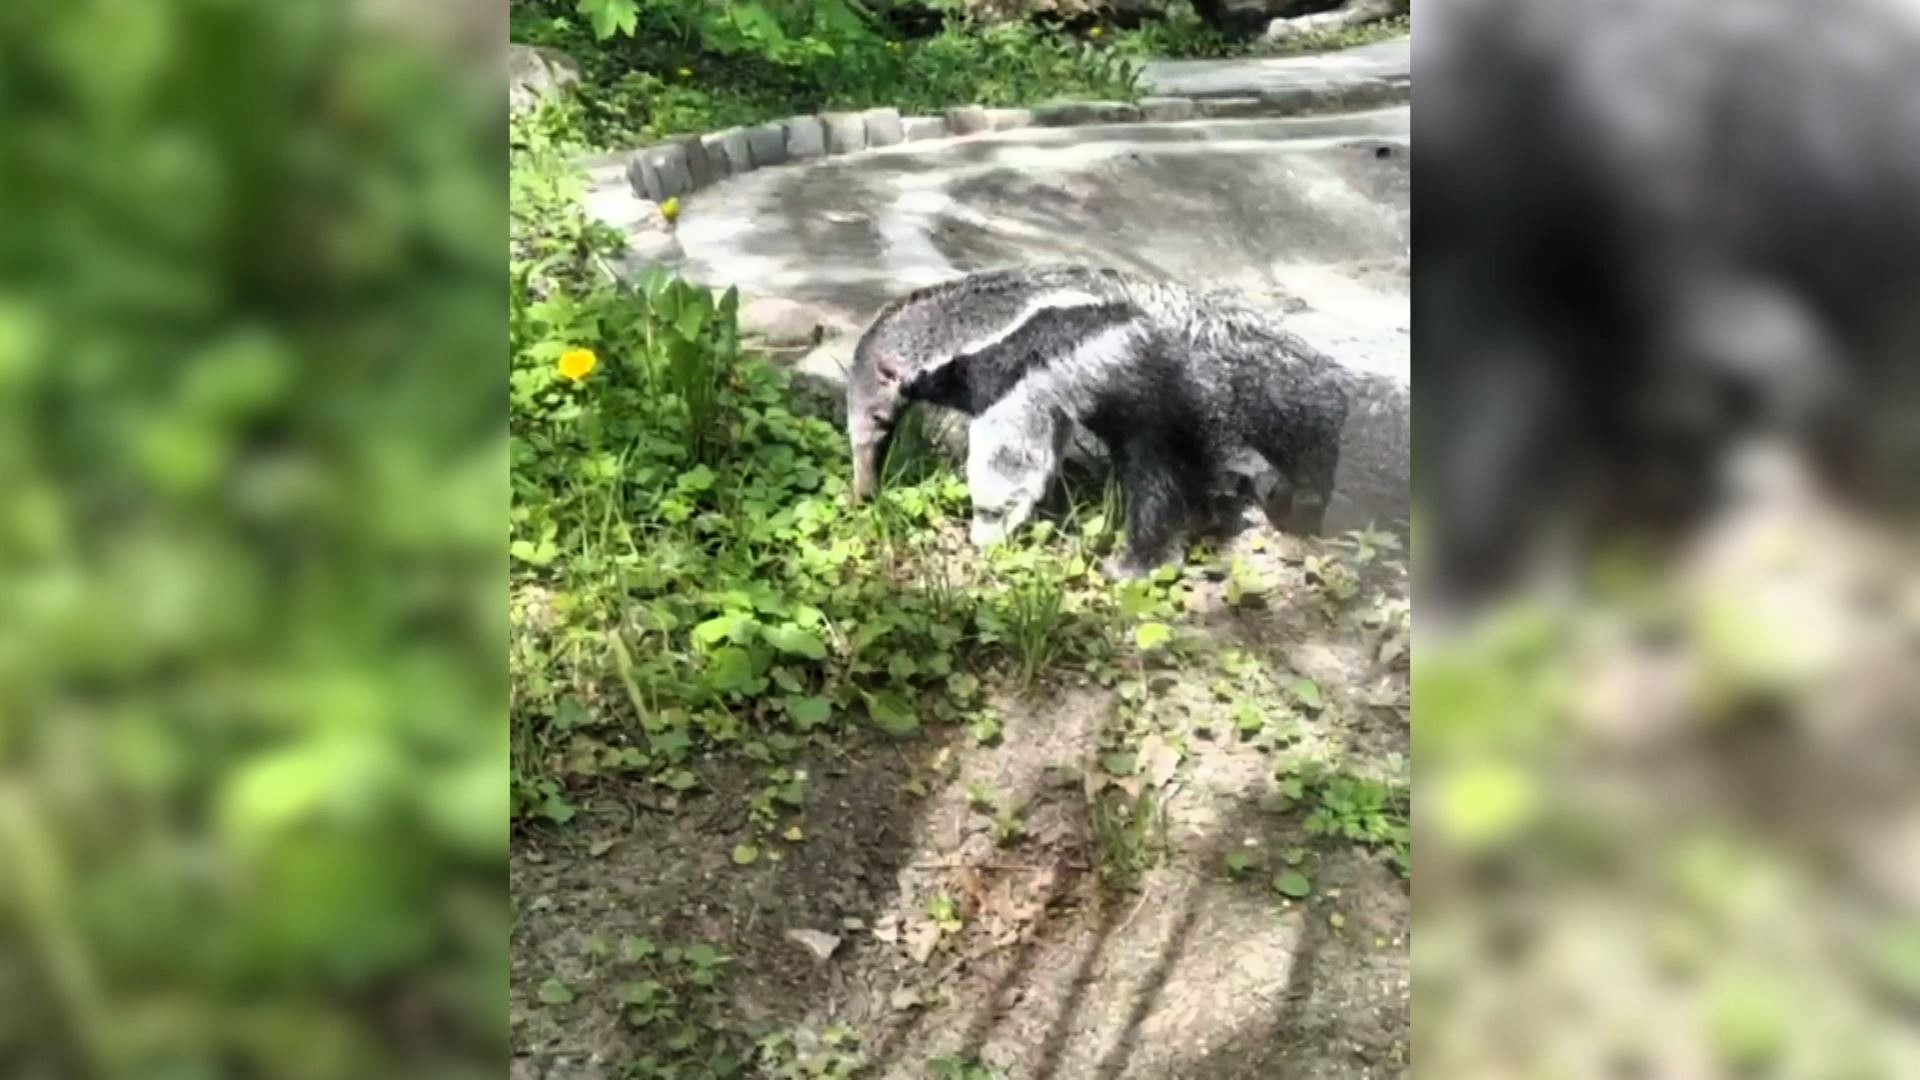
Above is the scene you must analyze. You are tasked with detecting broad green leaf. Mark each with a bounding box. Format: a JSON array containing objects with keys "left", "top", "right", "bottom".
[
  {"left": 764, "top": 623, "right": 827, "bottom": 660},
  {"left": 1134, "top": 621, "right": 1172, "bottom": 651},
  {"left": 864, "top": 692, "right": 920, "bottom": 736},
  {"left": 694, "top": 613, "right": 752, "bottom": 646},
  {"left": 1273, "top": 870, "right": 1312, "bottom": 899},
  {"left": 705, "top": 647, "right": 753, "bottom": 691},
  {"left": 537, "top": 978, "right": 575, "bottom": 1006},
  {"left": 784, "top": 695, "right": 831, "bottom": 729},
  {"left": 579, "top": 0, "right": 639, "bottom": 39},
  {"left": 1288, "top": 678, "right": 1324, "bottom": 710}
]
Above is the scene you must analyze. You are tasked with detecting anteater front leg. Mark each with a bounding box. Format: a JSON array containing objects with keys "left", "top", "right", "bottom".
[
  {"left": 1104, "top": 441, "right": 1195, "bottom": 579},
  {"left": 966, "top": 393, "right": 1067, "bottom": 549}
]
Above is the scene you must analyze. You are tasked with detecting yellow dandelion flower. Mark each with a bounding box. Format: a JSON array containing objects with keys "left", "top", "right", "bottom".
[
  {"left": 557, "top": 347, "right": 598, "bottom": 382},
  {"left": 1089, "top": 26, "right": 1104, "bottom": 38},
  {"left": 677, "top": 67, "right": 693, "bottom": 79},
  {"left": 660, "top": 196, "right": 681, "bottom": 222}
]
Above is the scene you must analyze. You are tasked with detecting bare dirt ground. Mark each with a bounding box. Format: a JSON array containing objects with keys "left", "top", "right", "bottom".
[{"left": 511, "top": 525, "right": 1410, "bottom": 1080}]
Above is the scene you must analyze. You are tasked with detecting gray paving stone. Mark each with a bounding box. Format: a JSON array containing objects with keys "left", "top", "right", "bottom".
[
  {"left": 1139, "top": 96, "right": 1199, "bottom": 122},
  {"left": 630, "top": 142, "right": 693, "bottom": 199},
  {"left": 1031, "top": 100, "right": 1144, "bottom": 127},
  {"left": 902, "top": 116, "right": 948, "bottom": 142},
  {"left": 625, "top": 153, "right": 664, "bottom": 201},
  {"left": 862, "top": 107, "right": 905, "bottom": 148},
  {"left": 784, "top": 115, "right": 827, "bottom": 160},
  {"left": 1195, "top": 96, "right": 1267, "bottom": 119},
  {"left": 985, "top": 107, "right": 1034, "bottom": 131},
  {"left": 700, "top": 131, "right": 741, "bottom": 180},
  {"left": 944, "top": 106, "right": 991, "bottom": 135},
  {"left": 674, "top": 136, "right": 715, "bottom": 190},
  {"left": 745, "top": 122, "right": 787, "bottom": 169},
  {"left": 820, "top": 111, "right": 868, "bottom": 155}
]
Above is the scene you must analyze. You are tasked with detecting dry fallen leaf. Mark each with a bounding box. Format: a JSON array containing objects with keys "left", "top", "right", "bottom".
[
  {"left": 784, "top": 928, "right": 842, "bottom": 962},
  {"left": 1140, "top": 732, "right": 1181, "bottom": 789},
  {"left": 907, "top": 921, "right": 942, "bottom": 964}
]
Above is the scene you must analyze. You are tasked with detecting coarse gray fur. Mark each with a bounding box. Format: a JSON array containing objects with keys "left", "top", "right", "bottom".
[{"left": 846, "top": 265, "right": 1356, "bottom": 576}]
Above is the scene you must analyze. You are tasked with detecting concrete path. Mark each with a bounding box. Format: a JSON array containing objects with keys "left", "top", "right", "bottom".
[
  {"left": 629, "top": 38, "right": 1412, "bottom": 532},
  {"left": 674, "top": 108, "right": 1409, "bottom": 381},
  {"left": 1140, "top": 36, "right": 1410, "bottom": 99}
]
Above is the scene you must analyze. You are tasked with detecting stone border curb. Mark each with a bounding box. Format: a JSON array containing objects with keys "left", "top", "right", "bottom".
[{"left": 583, "top": 74, "right": 1408, "bottom": 271}]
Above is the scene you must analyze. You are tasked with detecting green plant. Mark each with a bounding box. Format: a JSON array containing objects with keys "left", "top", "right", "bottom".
[
  {"left": 929, "top": 1055, "right": 1005, "bottom": 1080},
  {"left": 993, "top": 558, "right": 1073, "bottom": 686},
  {"left": 512, "top": 0, "right": 1141, "bottom": 153},
  {"left": 1276, "top": 762, "right": 1411, "bottom": 874},
  {"left": 1111, "top": 4, "right": 1249, "bottom": 60},
  {"left": 1092, "top": 787, "right": 1170, "bottom": 890},
  {"left": 2, "top": 2, "right": 506, "bottom": 1074},
  {"left": 756, "top": 1024, "right": 867, "bottom": 1079},
  {"left": 1263, "top": 13, "right": 1412, "bottom": 57}
]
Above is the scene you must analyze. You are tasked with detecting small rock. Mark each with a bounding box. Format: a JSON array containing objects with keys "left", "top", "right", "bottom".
[
  {"left": 784, "top": 115, "right": 827, "bottom": 160},
  {"left": 863, "top": 107, "right": 905, "bottom": 147},
  {"left": 1139, "top": 95, "right": 1199, "bottom": 122},
  {"left": 508, "top": 44, "right": 579, "bottom": 115},
  {"left": 785, "top": 928, "right": 843, "bottom": 961},
  {"left": 740, "top": 296, "right": 844, "bottom": 348},
  {"left": 985, "top": 107, "right": 1034, "bottom": 131},
  {"left": 745, "top": 121, "right": 787, "bottom": 168},
  {"left": 820, "top": 111, "right": 868, "bottom": 155},
  {"left": 902, "top": 116, "right": 948, "bottom": 142},
  {"left": 944, "top": 105, "right": 991, "bottom": 135},
  {"left": 890, "top": 986, "right": 924, "bottom": 1011}
]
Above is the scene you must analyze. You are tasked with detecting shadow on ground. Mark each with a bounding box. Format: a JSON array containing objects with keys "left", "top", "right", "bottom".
[{"left": 511, "top": 524, "right": 1410, "bottom": 1079}]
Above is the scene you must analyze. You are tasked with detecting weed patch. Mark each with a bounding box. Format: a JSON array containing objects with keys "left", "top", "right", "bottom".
[{"left": 509, "top": 147, "right": 1147, "bottom": 829}]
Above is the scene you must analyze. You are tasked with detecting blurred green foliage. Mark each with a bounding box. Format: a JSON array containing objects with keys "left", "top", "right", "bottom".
[{"left": 0, "top": 1, "right": 504, "bottom": 1076}]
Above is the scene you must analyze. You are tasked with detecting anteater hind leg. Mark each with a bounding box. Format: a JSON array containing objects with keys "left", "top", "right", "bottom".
[{"left": 1250, "top": 430, "right": 1340, "bottom": 537}]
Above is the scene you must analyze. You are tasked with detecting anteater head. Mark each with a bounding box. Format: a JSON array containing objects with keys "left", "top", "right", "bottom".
[
  {"left": 846, "top": 324, "right": 913, "bottom": 503},
  {"left": 845, "top": 267, "right": 1134, "bottom": 503}
]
